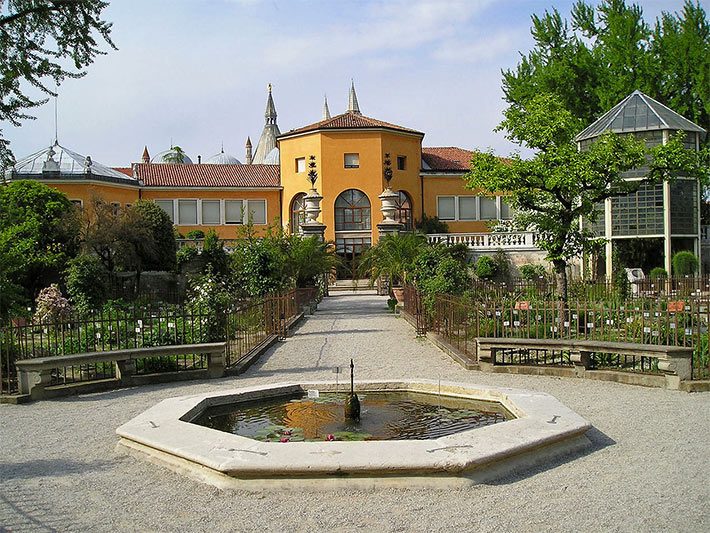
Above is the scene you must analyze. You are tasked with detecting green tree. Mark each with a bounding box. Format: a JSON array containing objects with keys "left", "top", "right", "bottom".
[
  {"left": 0, "top": 180, "right": 79, "bottom": 300},
  {"left": 130, "top": 200, "right": 177, "bottom": 271},
  {"left": 503, "top": 1, "right": 709, "bottom": 136},
  {"left": 64, "top": 253, "right": 109, "bottom": 312},
  {"left": 161, "top": 146, "right": 188, "bottom": 164},
  {"left": 650, "top": 2, "right": 710, "bottom": 133},
  {"left": 359, "top": 232, "right": 427, "bottom": 289},
  {"left": 283, "top": 235, "right": 339, "bottom": 288},
  {"left": 0, "top": 1, "right": 116, "bottom": 168},
  {"left": 466, "top": 93, "right": 701, "bottom": 302}
]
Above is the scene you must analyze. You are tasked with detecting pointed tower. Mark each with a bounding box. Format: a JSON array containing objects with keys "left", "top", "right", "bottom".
[
  {"left": 322, "top": 95, "right": 331, "bottom": 120},
  {"left": 245, "top": 136, "right": 253, "bottom": 165},
  {"left": 253, "top": 84, "right": 282, "bottom": 164},
  {"left": 141, "top": 146, "right": 150, "bottom": 164},
  {"left": 347, "top": 79, "right": 361, "bottom": 115}
]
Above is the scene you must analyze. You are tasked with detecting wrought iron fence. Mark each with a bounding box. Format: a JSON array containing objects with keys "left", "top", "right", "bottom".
[
  {"left": 403, "top": 286, "right": 710, "bottom": 380},
  {"left": 470, "top": 276, "right": 710, "bottom": 302},
  {"left": 0, "top": 288, "right": 320, "bottom": 395}
]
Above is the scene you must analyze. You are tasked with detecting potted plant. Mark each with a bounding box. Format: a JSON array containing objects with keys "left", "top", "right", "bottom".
[{"left": 359, "top": 233, "right": 426, "bottom": 304}]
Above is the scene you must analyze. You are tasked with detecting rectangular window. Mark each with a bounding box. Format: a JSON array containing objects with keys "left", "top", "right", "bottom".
[
  {"left": 500, "top": 199, "right": 511, "bottom": 220},
  {"left": 295, "top": 157, "right": 305, "bottom": 173},
  {"left": 437, "top": 196, "right": 456, "bottom": 221},
  {"left": 479, "top": 197, "right": 497, "bottom": 220},
  {"left": 155, "top": 200, "right": 174, "bottom": 223},
  {"left": 246, "top": 199, "right": 267, "bottom": 225},
  {"left": 458, "top": 197, "right": 477, "bottom": 220},
  {"left": 397, "top": 155, "right": 406, "bottom": 170},
  {"left": 201, "top": 200, "right": 221, "bottom": 225},
  {"left": 178, "top": 200, "right": 198, "bottom": 225},
  {"left": 225, "top": 200, "right": 244, "bottom": 224},
  {"left": 71, "top": 199, "right": 83, "bottom": 209},
  {"left": 344, "top": 153, "right": 360, "bottom": 168}
]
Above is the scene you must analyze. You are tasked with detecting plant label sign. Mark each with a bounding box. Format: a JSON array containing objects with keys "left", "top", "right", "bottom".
[{"left": 667, "top": 301, "right": 685, "bottom": 312}]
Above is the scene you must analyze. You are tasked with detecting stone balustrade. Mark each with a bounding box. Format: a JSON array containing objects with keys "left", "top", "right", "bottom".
[{"left": 427, "top": 232, "right": 541, "bottom": 251}]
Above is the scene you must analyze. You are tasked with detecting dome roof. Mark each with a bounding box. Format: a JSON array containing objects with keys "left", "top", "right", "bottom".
[
  {"left": 263, "top": 147, "right": 280, "bottom": 164},
  {"left": 6, "top": 142, "right": 137, "bottom": 184},
  {"left": 152, "top": 148, "right": 193, "bottom": 164},
  {"left": 205, "top": 150, "right": 241, "bottom": 165}
]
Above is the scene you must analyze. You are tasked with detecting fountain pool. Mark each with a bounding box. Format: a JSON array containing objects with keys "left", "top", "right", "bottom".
[{"left": 116, "top": 380, "right": 591, "bottom": 489}]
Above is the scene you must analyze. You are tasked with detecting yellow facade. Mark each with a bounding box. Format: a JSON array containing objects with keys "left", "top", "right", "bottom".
[
  {"left": 279, "top": 129, "right": 423, "bottom": 243},
  {"left": 48, "top": 181, "right": 140, "bottom": 211},
  {"left": 141, "top": 188, "right": 281, "bottom": 238}
]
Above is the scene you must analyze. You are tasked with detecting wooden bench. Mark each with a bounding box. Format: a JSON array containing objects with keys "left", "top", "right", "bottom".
[
  {"left": 476, "top": 337, "right": 693, "bottom": 390},
  {"left": 15, "top": 342, "right": 226, "bottom": 400}
]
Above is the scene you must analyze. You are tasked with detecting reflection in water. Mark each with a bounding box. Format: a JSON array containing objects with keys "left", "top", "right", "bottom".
[{"left": 192, "top": 392, "right": 512, "bottom": 442}]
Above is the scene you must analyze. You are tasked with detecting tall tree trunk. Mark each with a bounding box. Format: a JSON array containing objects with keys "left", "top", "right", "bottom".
[{"left": 552, "top": 259, "right": 568, "bottom": 338}]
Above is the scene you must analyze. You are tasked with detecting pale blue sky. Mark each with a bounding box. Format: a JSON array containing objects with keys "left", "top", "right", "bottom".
[{"left": 5, "top": 0, "right": 695, "bottom": 166}]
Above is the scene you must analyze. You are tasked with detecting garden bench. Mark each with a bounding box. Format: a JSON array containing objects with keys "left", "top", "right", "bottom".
[
  {"left": 476, "top": 337, "right": 692, "bottom": 390},
  {"left": 15, "top": 342, "right": 226, "bottom": 400}
]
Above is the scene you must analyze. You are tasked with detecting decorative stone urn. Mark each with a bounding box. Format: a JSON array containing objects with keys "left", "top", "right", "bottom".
[
  {"left": 300, "top": 187, "right": 326, "bottom": 241},
  {"left": 377, "top": 188, "right": 403, "bottom": 237}
]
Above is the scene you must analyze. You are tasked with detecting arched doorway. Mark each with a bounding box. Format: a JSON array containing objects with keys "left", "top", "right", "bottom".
[
  {"left": 395, "top": 190, "right": 413, "bottom": 230},
  {"left": 334, "top": 189, "right": 371, "bottom": 279},
  {"left": 290, "top": 192, "right": 307, "bottom": 234}
]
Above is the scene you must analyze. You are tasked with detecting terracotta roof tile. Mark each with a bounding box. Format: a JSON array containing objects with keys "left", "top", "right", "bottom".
[
  {"left": 134, "top": 163, "right": 281, "bottom": 188},
  {"left": 280, "top": 112, "right": 424, "bottom": 138},
  {"left": 421, "top": 147, "right": 473, "bottom": 171},
  {"left": 113, "top": 167, "right": 133, "bottom": 177}
]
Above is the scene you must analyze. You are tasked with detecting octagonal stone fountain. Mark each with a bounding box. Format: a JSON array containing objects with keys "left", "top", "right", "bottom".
[{"left": 116, "top": 380, "right": 591, "bottom": 489}]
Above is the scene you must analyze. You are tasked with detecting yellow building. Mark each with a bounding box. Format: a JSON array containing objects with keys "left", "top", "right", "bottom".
[{"left": 6, "top": 83, "right": 510, "bottom": 271}]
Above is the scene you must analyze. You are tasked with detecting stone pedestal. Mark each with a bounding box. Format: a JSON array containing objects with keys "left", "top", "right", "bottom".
[
  {"left": 378, "top": 187, "right": 403, "bottom": 237},
  {"left": 301, "top": 222, "right": 327, "bottom": 241}
]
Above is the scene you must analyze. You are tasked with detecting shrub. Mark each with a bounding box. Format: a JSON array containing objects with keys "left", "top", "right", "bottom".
[
  {"left": 648, "top": 267, "right": 668, "bottom": 280},
  {"left": 672, "top": 251, "right": 699, "bottom": 276},
  {"left": 64, "top": 254, "right": 109, "bottom": 311},
  {"left": 201, "top": 230, "right": 230, "bottom": 279},
  {"left": 176, "top": 246, "right": 199, "bottom": 271},
  {"left": 415, "top": 215, "right": 448, "bottom": 234},
  {"left": 492, "top": 249, "right": 510, "bottom": 282},
  {"left": 34, "top": 284, "right": 72, "bottom": 323},
  {"left": 519, "top": 263, "right": 547, "bottom": 280},
  {"left": 130, "top": 201, "right": 177, "bottom": 271},
  {"left": 475, "top": 256, "right": 498, "bottom": 280},
  {"left": 186, "top": 230, "right": 205, "bottom": 239}
]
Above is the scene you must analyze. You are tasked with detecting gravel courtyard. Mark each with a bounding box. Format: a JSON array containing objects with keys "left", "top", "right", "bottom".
[{"left": 1, "top": 293, "right": 709, "bottom": 532}]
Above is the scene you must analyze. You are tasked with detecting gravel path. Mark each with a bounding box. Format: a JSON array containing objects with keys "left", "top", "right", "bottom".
[{"left": 1, "top": 294, "right": 709, "bottom": 532}]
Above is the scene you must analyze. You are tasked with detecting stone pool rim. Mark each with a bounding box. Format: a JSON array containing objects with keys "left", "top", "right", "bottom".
[{"left": 116, "top": 380, "right": 591, "bottom": 485}]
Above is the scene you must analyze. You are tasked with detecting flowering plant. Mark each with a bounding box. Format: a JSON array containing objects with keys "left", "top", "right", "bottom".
[{"left": 34, "top": 284, "right": 72, "bottom": 324}]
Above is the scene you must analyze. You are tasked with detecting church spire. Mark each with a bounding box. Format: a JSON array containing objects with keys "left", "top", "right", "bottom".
[
  {"left": 245, "top": 136, "right": 253, "bottom": 165},
  {"left": 142, "top": 146, "right": 150, "bottom": 164},
  {"left": 322, "top": 94, "right": 331, "bottom": 120},
  {"left": 253, "top": 85, "right": 281, "bottom": 164},
  {"left": 348, "top": 79, "right": 361, "bottom": 115},
  {"left": 265, "top": 83, "right": 277, "bottom": 125}
]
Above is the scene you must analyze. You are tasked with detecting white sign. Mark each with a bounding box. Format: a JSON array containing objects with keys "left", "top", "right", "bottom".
[{"left": 307, "top": 389, "right": 320, "bottom": 399}]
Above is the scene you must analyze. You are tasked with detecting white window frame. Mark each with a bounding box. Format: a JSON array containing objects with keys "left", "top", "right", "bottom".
[
  {"left": 436, "top": 195, "right": 510, "bottom": 221},
  {"left": 177, "top": 199, "right": 199, "bottom": 226},
  {"left": 70, "top": 199, "right": 83, "bottom": 209},
  {"left": 344, "top": 153, "right": 360, "bottom": 169},
  {"left": 200, "top": 199, "right": 221, "bottom": 225},
  {"left": 295, "top": 157, "right": 305, "bottom": 173},
  {"left": 436, "top": 195, "right": 457, "bottom": 221},
  {"left": 223, "top": 199, "right": 268, "bottom": 225},
  {"left": 245, "top": 199, "right": 267, "bottom": 225},
  {"left": 155, "top": 199, "right": 176, "bottom": 223},
  {"left": 224, "top": 199, "right": 245, "bottom": 225}
]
